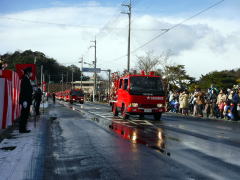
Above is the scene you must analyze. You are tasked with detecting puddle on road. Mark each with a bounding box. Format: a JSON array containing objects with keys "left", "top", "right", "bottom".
[
  {"left": 49, "top": 116, "right": 58, "bottom": 124},
  {"left": 0, "top": 146, "right": 16, "bottom": 151}
]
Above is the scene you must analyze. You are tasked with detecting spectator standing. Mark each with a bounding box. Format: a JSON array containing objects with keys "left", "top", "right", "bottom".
[
  {"left": 217, "top": 89, "right": 227, "bottom": 118},
  {"left": 19, "top": 67, "right": 33, "bottom": 133},
  {"left": 33, "top": 83, "right": 42, "bottom": 116},
  {"left": 52, "top": 92, "right": 56, "bottom": 104},
  {"left": 223, "top": 101, "right": 234, "bottom": 120},
  {"left": 231, "top": 89, "right": 239, "bottom": 120},
  {"left": 188, "top": 92, "right": 195, "bottom": 114},
  {"left": 194, "top": 88, "right": 205, "bottom": 117},
  {"left": 192, "top": 89, "right": 199, "bottom": 116},
  {"left": 173, "top": 91, "right": 180, "bottom": 113},
  {"left": 237, "top": 88, "right": 240, "bottom": 117},
  {"left": 209, "top": 89, "right": 218, "bottom": 118},
  {"left": 179, "top": 90, "right": 189, "bottom": 115},
  {"left": 167, "top": 90, "right": 174, "bottom": 111},
  {"left": 228, "top": 90, "right": 234, "bottom": 102}
]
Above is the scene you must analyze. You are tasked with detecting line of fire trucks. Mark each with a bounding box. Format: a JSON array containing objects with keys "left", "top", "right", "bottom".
[
  {"left": 55, "top": 70, "right": 166, "bottom": 120},
  {"left": 55, "top": 89, "right": 84, "bottom": 104}
]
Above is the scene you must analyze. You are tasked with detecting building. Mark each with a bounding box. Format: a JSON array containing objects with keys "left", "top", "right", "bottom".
[{"left": 72, "top": 80, "right": 104, "bottom": 94}]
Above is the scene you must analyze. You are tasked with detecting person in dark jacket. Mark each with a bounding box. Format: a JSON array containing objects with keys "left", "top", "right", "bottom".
[
  {"left": 33, "top": 83, "right": 42, "bottom": 115},
  {"left": 19, "top": 67, "right": 33, "bottom": 133},
  {"left": 52, "top": 92, "right": 56, "bottom": 104},
  {"left": 232, "top": 90, "right": 239, "bottom": 120},
  {"left": 0, "top": 59, "right": 7, "bottom": 70}
]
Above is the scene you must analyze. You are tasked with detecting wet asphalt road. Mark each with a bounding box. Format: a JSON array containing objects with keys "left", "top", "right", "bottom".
[{"left": 41, "top": 101, "right": 240, "bottom": 180}]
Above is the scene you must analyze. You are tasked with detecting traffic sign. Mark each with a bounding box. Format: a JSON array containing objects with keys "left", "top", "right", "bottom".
[{"left": 82, "top": 67, "right": 101, "bottom": 73}]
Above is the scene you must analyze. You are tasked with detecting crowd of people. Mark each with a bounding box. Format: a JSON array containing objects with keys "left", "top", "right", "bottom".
[{"left": 167, "top": 86, "right": 240, "bottom": 121}]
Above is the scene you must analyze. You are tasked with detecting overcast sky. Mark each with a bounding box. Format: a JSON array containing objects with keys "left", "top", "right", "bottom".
[{"left": 0, "top": 0, "right": 239, "bottom": 78}]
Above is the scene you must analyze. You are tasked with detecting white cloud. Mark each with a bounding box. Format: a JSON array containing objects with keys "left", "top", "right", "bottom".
[{"left": 0, "top": 4, "right": 239, "bottom": 79}]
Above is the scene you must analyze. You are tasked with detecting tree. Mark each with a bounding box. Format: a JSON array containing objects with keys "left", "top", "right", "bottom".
[
  {"left": 0, "top": 50, "right": 89, "bottom": 83},
  {"left": 135, "top": 51, "right": 162, "bottom": 73},
  {"left": 164, "top": 65, "right": 195, "bottom": 89},
  {"left": 134, "top": 50, "right": 195, "bottom": 90},
  {"left": 198, "top": 71, "right": 237, "bottom": 89}
]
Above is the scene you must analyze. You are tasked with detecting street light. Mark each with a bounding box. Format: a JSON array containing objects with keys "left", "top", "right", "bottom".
[{"left": 78, "top": 58, "right": 84, "bottom": 89}]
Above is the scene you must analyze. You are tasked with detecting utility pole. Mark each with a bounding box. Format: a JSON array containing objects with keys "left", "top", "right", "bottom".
[
  {"left": 79, "top": 57, "right": 84, "bottom": 89},
  {"left": 121, "top": 0, "right": 132, "bottom": 72},
  {"left": 41, "top": 65, "right": 43, "bottom": 92},
  {"left": 90, "top": 38, "right": 97, "bottom": 102},
  {"left": 71, "top": 66, "right": 74, "bottom": 89},
  {"left": 41, "top": 65, "right": 43, "bottom": 102},
  {"left": 61, "top": 73, "right": 64, "bottom": 92},
  {"left": 66, "top": 71, "right": 68, "bottom": 90},
  {"left": 39, "top": 64, "right": 45, "bottom": 114},
  {"left": 48, "top": 74, "right": 50, "bottom": 92},
  {"left": 108, "top": 69, "right": 111, "bottom": 101}
]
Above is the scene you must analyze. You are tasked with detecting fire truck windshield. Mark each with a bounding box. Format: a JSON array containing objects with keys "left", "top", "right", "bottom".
[
  {"left": 129, "top": 76, "right": 164, "bottom": 96},
  {"left": 70, "top": 90, "right": 84, "bottom": 96}
]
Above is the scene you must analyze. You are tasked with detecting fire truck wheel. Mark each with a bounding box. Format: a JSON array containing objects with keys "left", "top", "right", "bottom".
[
  {"left": 122, "top": 105, "right": 129, "bottom": 120},
  {"left": 139, "top": 114, "right": 144, "bottom": 119},
  {"left": 113, "top": 104, "right": 119, "bottom": 116},
  {"left": 154, "top": 113, "right": 162, "bottom": 120}
]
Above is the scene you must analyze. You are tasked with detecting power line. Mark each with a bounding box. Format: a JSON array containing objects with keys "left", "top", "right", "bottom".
[
  {"left": 0, "top": 16, "right": 100, "bottom": 29},
  {"left": 110, "top": 0, "right": 225, "bottom": 62},
  {"left": 0, "top": 16, "right": 172, "bottom": 32},
  {"left": 132, "top": 0, "right": 225, "bottom": 54}
]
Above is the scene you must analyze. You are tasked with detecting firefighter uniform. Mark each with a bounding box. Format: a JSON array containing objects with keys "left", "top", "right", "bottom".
[{"left": 19, "top": 67, "right": 33, "bottom": 133}]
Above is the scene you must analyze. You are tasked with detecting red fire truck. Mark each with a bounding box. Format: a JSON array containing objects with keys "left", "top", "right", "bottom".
[
  {"left": 110, "top": 71, "right": 166, "bottom": 120},
  {"left": 55, "top": 91, "right": 63, "bottom": 100},
  {"left": 55, "top": 89, "right": 84, "bottom": 104}
]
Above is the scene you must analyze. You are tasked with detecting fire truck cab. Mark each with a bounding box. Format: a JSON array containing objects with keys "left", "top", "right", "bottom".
[
  {"left": 69, "top": 89, "right": 84, "bottom": 104},
  {"left": 111, "top": 71, "right": 166, "bottom": 120}
]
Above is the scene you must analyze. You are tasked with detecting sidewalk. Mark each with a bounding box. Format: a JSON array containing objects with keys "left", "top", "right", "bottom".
[
  {"left": 0, "top": 102, "right": 50, "bottom": 180},
  {"left": 166, "top": 111, "right": 240, "bottom": 123}
]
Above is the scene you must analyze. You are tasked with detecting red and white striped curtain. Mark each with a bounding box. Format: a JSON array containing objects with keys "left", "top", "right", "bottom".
[
  {"left": 0, "top": 78, "right": 5, "bottom": 128},
  {"left": 0, "top": 71, "right": 21, "bottom": 129},
  {"left": 11, "top": 71, "right": 21, "bottom": 123},
  {"left": 0, "top": 78, "right": 10, "bottom": 129}
]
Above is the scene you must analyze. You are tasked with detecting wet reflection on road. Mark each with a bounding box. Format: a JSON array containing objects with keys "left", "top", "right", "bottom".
[
  {"left": 109, "top": 119, "right": 170, "bottom": 155},
  {"left": 67, "top": 102, "right": 170, "bottom": 155}
]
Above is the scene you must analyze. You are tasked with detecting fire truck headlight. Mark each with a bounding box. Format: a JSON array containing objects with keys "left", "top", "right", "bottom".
[
  {"left": 157, "top": 104, "right": 163, "bottom": 108},
  {"left": 129, "top": 103, "right": 138, "bottom": 107},
  {"left": 132, "top": 131, "right": 137, "bottom": 141}
]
